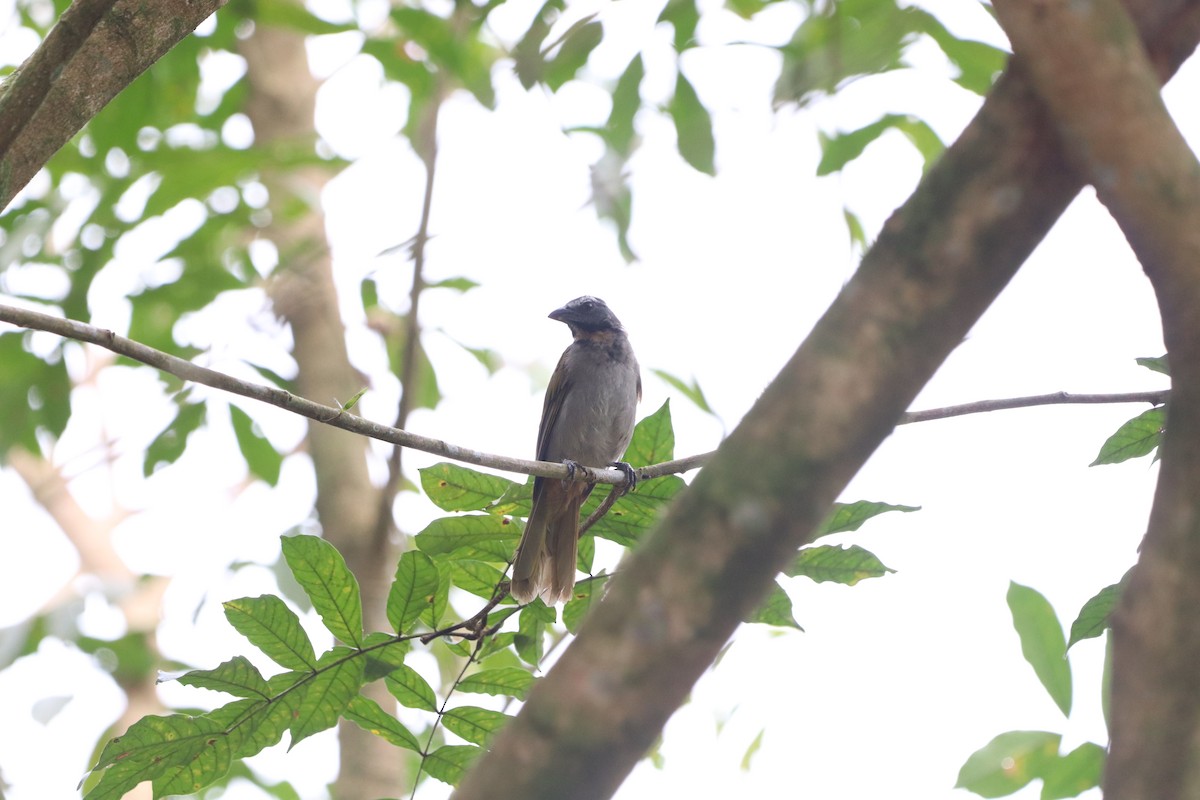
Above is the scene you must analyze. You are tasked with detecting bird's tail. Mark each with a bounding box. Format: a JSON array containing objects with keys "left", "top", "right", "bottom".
[{"left": 511, "top": 482, "right": 582, "bottom": 605}]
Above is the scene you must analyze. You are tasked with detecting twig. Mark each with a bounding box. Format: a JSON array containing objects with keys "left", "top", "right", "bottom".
[{"left": 898, "top": 390, "right": 1168, "bottom": 423}]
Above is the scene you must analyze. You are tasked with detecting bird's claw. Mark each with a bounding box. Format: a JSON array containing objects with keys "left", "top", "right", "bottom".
[
  {"left": 611, "top": 461, "right": 638, "bottom": 495},
  {"left": 561, "top": 459, "right": 582, "bottom": 482}
]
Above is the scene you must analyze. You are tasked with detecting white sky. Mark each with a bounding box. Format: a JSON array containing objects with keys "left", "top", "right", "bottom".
[{"left": 0, "top": 0, "right": 1185, "bottom": 798}]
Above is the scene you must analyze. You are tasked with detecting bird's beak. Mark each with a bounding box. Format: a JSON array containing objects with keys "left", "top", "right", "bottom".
[{"left": 548, "top": 305, "right": 570, "bottom": 322}]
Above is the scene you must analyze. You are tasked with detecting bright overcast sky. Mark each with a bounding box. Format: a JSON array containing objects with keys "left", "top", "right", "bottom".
[{"left": 0, "top": 0, "right": 1188, "bottom": 797}]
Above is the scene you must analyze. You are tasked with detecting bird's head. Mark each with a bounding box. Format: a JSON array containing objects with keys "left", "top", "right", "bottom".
[{"left": 549, "top": 296, "right": 625, "bottom": 335}]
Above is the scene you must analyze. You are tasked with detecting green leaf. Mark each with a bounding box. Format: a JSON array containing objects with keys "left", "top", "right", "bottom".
[
  {"left": 562, "top": 574, "right": 609, "bottom": 633},
  {"left": 457, "top": 667, "right": 536, "bottom": 701},
  {"left": 176, "top": 656, "right": 270, "bottom": 699},
  {"left": 223, "top": 595, "right": 316, "bottom": 671},
  {"left": 784, "top": 544, "right": 894, "bottom": 585},
  {"left": 422, "top": 744, "right": 484, "bottom": 787},
  {"left": 385, "top": 664, "right": 438, "bottom": 712},
  {"left": 361, "top": 633, "right": 411, "bottom": 681},
  {"left": 775, "top": 0, "right": 920, "bottom": 107},
  {"left": 428, "top": 276, "right": 480, "bottom": 293},
  {"left": 441, "top": 706, "right": 511, "bottom": 746},
  {"left": 144, "top": 395, "right": 207, "bottom": 476},
  {"left": 1042, "top": 742, "right": 1105, "bottom": 800},
  {"left": 85, "top": 714, "right": 230, "bottom": 800},
  {"left": 651, "top": 368, "right": 715, "bottom": 416},
  {"left": 587, "top": 475, "right": 684, "bottom": 547},
  {"left": 1136, "top": 354, "right": 1169, "bottom": 375},
  {"left": 449, "top": 559, "right": 509, "bottom": 601},
  {"left": 746, "top": 581, "right": 803, "bottom": 629},
  {"left": 340, "top": 387, "right": 367, "bottom": 411},
  {"left": 229, "top": 404, "right": 282, "bottom": 486},
  {"left": 282, "top": 535, "right": 364, "bottom": 647},
  {"left": 624, "top": 400, "right": 675, "bottom": 465},
  {"left": 288, "top": 647, "right": 364, "bottom": 746},
  {"left": 391, "top": 7, "right": 497, "bottom": 107},
  {"left": 415, "top": 515, "right": 521, "bottom": 562},
  {"left": 543, "top": 17, "right": 603, "bottom": 91},
  {"left": 0, "top": 331, "right": 71, "bottom": 455},
  {"left": 955, "top": 730, "right": 1062, "bottom": 798},
  {"left": 344, "top": 695, "right": 422, "bottom": 752},
  {"left": 387, "top": 551, "right": 440, "bottom": 633},
  {"left": 1007, "top": 582, "right": 1072, "bottom": 717},
  {"left": 1090, "top": 407, "right": 1165, "bottom": 466},
  {"left": 1067, "top": 572, "right": 1129, "bottom": 649},
  {"left": 817, "top": 500, "right": 920, "bottom": 537},
  {"left": 420, "top": 463, "right": 517, "bottom": 512},
  {"left": 515, "top": 601, "right": 555, "bottom": 665},
  {"left": 914, "top": 11, "right": 1006, "bottom": 96},
  {"left": 658, "top": 0, "right": 700, "bottom": 51},
  {"left": 817, "top": 114, "right": 943, "bottom": 176},
  {"left": 668, "top": 71, "right": 716, "bottom": 175},
  {"left": 606, "top": 55, "right": 644, "bottom": 155}
]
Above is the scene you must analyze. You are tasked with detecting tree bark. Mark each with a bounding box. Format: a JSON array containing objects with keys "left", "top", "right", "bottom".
[
  {"left": 452, "top": 1, "right": 1200, "bottom": 798},
  {"left": 995, "top": 0, "right": 1200, "bottom": 795}
]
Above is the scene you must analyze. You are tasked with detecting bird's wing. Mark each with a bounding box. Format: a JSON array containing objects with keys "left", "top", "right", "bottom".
[{"left": 536, "top": 347, "right": 572, "bottom": 461}]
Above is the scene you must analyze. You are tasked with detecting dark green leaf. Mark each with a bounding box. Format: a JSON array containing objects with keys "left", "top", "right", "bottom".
[
  {"left": 1068, "top": 572, "right": 1129, "bottom": 649},
  {"left": 288, "top": 648, "right": 364, "bottom": 746},
  {"left": 785, "top": 544, "right": 894, "bottom": 585},
  {"left": 282, "top": 535, "right": 364, "bottom": 647},
  {"left": 1042, "top": 742, "right": 1105, "bottom": 800},
  {"left": 387, "top": 551, "right": 441, "bottom": 633},
  {"left": 1007, "top": 582, "right": 1071, "bottom": 717},
  {"left": 817, "top": 500, "right": 920, "bottom": 537},
  {"left": 85, "top": 714, "right": 229, "bottom": 800},
  {"left": 0, "top": 332, "right": 71, "bottom": 455},
  {"left": 420, "top": 463, "right": 516, "bottom": 512},
  {"left": 144, "top": 395, "right": 207, "bottom": 476},
  {"left": 746, "top": 581, "right": 803, "bottom": 630},
  {"left": 415, "top": 515, "right": 521, "bottom": 562},
  {"left": 229, "top": 404, "right": 282, "bottom": 486},
  {"left": 223, "top": 595, "right": 316, "bottom": 671},
  {"left": 385, "top": 664, "right": 438, "bottom": 712},
  {"left": 441, "top": 706, "right": 511, "bottom": 746},
  {"left": 457, "top": 667, "right": 536, "bottom": 701},
  {"left": 176, "top": 656, "right": 270, "bottom": 699},
  {"left": 955, "top": 730, "right": 1062, "bottom": 798},
  {"left": 1090, "top": 407, "right": 1164, "bottom": 466},
  {"left": 422, "top": 744, "right": 484, "bottom": 786},
  {"left": 668, "top": 71, "right": 716, "bottom": 175},
  {"left": 344, "top": 695, "right": 421, "bottom": 752}
]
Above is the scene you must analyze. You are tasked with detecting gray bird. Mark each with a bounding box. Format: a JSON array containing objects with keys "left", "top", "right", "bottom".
[{"left": 510, "top": 296, "right": 641, "bottom": 605}]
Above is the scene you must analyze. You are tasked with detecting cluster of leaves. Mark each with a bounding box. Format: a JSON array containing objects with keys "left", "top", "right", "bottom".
[
  {"left": 81, "top": 400, "right": 914, "bottom": 798},
  {"left": 956, "top": 577, "right": 1129, "bottom": 799}
]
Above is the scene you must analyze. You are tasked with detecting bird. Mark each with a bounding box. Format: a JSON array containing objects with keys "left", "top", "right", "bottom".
[{"left": 510, "top": 296, "right": 641, "bottom": 605}]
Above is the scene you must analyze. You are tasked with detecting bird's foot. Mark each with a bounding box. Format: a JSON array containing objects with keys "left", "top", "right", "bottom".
[
  {"left": 561, "top": 459, "right": 583, "bottom": 483},
  {"left": 611, "top": 461, "right": 638, "bottom": 496}
]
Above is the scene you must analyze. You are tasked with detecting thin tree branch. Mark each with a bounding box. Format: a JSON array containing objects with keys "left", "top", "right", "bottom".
[
  {"left": 899, "top": 390, "right": 1167, "bottom": 423},
  {"left": 0, "top": 302, "right": 1171, "bottom": 490}
]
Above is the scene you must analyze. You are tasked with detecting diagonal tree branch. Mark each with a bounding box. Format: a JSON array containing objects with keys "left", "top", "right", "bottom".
[
  {"left": 994, "top": 0, "right": 1200, "bottom": 796},
  {"left": 0, "top": 0, "right": 230, "bottom": 211},
  {"left": 449, "top": 2, "right": 1200, "bottom": 799}
]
